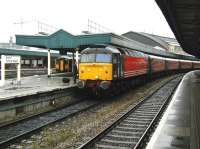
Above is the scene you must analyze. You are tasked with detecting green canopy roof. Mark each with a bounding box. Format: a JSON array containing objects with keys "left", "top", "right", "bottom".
[
  {"left": 16, "top": 29, "right": 199, "bottom": 60},
  {"left": 16, "top": 29, "right": 111, "bottom": 49}
]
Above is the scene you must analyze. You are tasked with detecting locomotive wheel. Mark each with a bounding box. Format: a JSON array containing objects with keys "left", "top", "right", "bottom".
[
  {"left": 131, "top": 79, "right": 136, "bottom": 88},
  {"left": 121, "top": 81, "right": 126, "bottom": 92},
  {"left": 92, "top": 88, "right": 102, "bottom": 99},
  {"left": 126, "top": 80, "right": 131, "bottom": 90}
]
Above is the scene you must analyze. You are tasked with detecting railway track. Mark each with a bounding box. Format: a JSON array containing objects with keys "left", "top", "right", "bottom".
[
  {"left": 0, "top": 99, "right": 100, "bottom": 148},
  {"left": 79, "top": 75, "right": 183, "bottom": 149}
]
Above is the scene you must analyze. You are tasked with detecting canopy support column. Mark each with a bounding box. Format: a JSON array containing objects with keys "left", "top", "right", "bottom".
[
  {"left": 48, "top": 49, "right": 51, "bottom": 77},
  {"left": 75, "top": 49, "right": 79, "bottom": 69},
  {"left": 17, "top": 57, "right": 21, "bottom": 83}
]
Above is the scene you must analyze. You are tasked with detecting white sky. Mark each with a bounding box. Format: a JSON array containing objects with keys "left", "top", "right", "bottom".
[{"left": 0, "top": 0, "right": 175, "bottom": 43}]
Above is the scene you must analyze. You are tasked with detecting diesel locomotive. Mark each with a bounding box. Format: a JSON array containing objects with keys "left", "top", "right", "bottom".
[
  {"left": 77, "top": 45, "right": 200, "bottom": 93},
  {"left": 55, "top": 56, "right": 72, "bottom": 72}
]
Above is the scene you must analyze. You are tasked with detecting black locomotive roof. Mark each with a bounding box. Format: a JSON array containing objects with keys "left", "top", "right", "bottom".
[{"left": 81, "top": 46, "right": 121, "bottom": 54}]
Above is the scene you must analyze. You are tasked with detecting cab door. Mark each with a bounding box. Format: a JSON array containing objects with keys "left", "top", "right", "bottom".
[{"left": 112, "top": 53, "right": 121, "bottom": 79}]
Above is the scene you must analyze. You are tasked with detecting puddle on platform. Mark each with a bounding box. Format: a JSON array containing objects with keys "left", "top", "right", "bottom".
[{"left": 5, "top": 86, "right": 32, "bottom": 90}]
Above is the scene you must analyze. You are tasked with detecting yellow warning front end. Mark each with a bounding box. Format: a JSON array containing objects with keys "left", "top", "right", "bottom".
[{"left": 79, "top": 63, "right": 113, "bottom": 81}]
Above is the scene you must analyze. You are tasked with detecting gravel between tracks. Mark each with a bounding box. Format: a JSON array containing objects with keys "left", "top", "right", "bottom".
[{"left": 10, "top": 75, "right": 177, "bottom": 149}]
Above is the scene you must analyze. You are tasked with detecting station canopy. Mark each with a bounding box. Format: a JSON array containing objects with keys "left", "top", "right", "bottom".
[
  {"left": 16, "top": 29, "right": 198, "bottom": 60},
  {"left": 156, "top": 0, "right": 200, "bottom": 58}
]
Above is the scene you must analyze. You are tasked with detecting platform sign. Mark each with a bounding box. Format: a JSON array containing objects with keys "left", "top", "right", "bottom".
[
  {"left": 0, "top": 55, "right": 21, "bottom": 86},
  {"left": 4, "top": 55, "right": 20, "bottom": 64}
]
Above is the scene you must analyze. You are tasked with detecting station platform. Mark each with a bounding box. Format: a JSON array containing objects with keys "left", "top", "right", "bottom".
[
  {"left": 146, "top": 70, "right": 200, "bottom": 149},
  {"left": 0, "top": 73, "right": 76, "bottom": 101}
]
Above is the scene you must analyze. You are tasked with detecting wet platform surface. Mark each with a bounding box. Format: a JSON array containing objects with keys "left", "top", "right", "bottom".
[
  {"left": 0, "top": 73, "right": 76, "bottom": 101},
  {"left": 146, "top": 70, "right": 200, "bottom": 149}
]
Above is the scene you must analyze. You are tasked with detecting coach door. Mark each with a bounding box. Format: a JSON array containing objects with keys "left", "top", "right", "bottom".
[{"left": 112, "top": 53, "right": 121, "bottom": 79}]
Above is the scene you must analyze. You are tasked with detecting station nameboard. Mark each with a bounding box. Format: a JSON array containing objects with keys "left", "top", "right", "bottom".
[{"left": 4, "top": 55, "right": 20, "bottom": 64}]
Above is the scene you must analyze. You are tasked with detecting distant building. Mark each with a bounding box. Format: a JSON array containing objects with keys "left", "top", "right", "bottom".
[
  {"left": 148, "top": 34, "right": 190, "bottom": 56},
  {"left": 123, "top": 31, "right": 191, "bottom": 56},
  {"left": 122, "top": 31, "right": 169, "bottom": 52}
]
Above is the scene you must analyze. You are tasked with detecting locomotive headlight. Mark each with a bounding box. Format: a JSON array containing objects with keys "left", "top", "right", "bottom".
[{"left": 95, "top": 75, "right": 99, "bottom": 78}]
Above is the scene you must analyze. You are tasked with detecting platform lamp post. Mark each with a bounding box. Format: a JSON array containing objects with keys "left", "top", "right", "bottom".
[{"left": 47, "top": 49, "right": 51, "bottom": 77}]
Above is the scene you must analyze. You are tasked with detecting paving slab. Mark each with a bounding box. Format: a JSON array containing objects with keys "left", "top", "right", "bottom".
[
  {"left": 0, "top": 74, "right": 76, "bottom": 101},
  {"left": 146, "top": 70, "right": 200, "bottom": 149}
]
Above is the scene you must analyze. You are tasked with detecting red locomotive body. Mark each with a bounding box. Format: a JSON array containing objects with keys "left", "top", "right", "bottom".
[{"left": 124, "top": 50, "right": 148, "bottom": 78}]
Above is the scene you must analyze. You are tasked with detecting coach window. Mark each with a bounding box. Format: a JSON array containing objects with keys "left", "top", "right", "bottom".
[
  {"left": 132, "top": 51, "right": 138, "bottom": 57},
  {"left": 137, "top": 52, "right": 143, "bottom": 57},
  {"left": 38, "top": 59, "right": 43, "bottom": 67},
  {"left": 130, "top": 51, "right": 135, "bottom": 56},
  {"left": 25, "top": 60, "right": 30, "bottom": 65},
  {"left": 126, "top": 49, "right": 131, "bottom": 56},
  {"left": 21, "top": 60, "right": 24, "bottom": 65}
]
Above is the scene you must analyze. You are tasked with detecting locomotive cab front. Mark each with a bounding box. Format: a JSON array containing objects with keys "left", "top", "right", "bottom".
[{"left": 77, "top": 46, "right": 121, "bottom": 90}]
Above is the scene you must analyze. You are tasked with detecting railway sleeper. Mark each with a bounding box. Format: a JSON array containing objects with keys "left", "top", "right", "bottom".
[
  {"left": 115, "top": 126, "right": 145, "bottom": 132},
  {"left": 120, "top": 119, "right": 152, "bottom": 125},
  {"left": 94, "top": 143, "right": 129, "bottom": 149},
  {"left": 130, "top": 113, "right": 156, "bottom": 117},
  {"left": 110, "top": 130, "right": 143, "bottom": 137},
  {"left": 125, "top": 117, "right": 152, "bottom": 123},
  {"left": 106, "top": 133, "right": 141, "bottom": 140},
  {"left": 134, "top": 109, "right": 158, "bottom": 114},
  {"left": 104, "top": 134, "right": 140, "bottom": 142},
  {"left": 144, "top": 100, "right": 164, "bottom": 104},
  {"left": 141, "top": 103, "right": 162, "bottom": 106},
  {"left": 140, "top": 104, "right": 162, "bottom": 109},
  {"left": 128, "top": 115, "right": 154, "bottom": 120},
  {"left": 96, "top": 139, "right": 137, "bottom": 148},
  {"left": 136, "top": 109, "right": 160, "bottom": 114},
  {"left": 137, "top": 107, "right": 160, "bottom": 111},
  {"left": 117, "top": 124, "right": 148, "bottom": 131},
  {"left": 120, "top": 121, "right": 150, "bottom": 127},
  {"left": 125, "top": 116, "right": 152, "bottom": 121},
  {"left": 140, "top": 103, "right": 162, "bottom": 107}
]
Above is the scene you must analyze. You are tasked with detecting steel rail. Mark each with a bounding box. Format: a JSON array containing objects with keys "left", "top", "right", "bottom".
[
  {"left": 78, "top": 75, "right": 182, "bottom": 149},
  {"left": 0, "top": 98, "right": 100, "bottom": 148}
]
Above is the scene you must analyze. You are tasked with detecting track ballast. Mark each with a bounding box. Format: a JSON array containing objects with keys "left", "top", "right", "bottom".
[
  {"left": 79, "top": 76, "right": 182, "bottom": 149},
  {"left": 0, "top": 99, "right": 100, "bottom": 148}
]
